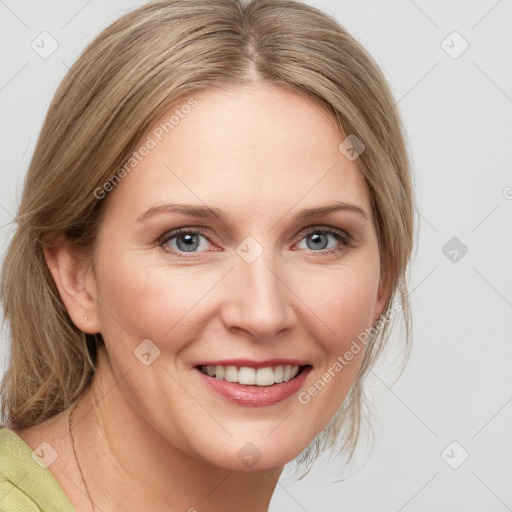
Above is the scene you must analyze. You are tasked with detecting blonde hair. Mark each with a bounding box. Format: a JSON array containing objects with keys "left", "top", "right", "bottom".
[{"left": 0, "top": 0, "right": 414, "bottom": 476}]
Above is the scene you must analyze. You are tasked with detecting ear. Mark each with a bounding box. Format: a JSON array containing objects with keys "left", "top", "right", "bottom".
[
  {"left": 374, "top": 263, "right": 392, "bottom": 323},
  {"left": 43, "top": 238, "right": 101, "bottom": 334}
]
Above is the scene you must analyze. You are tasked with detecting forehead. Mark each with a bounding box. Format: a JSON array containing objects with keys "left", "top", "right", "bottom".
[{"left": 105, "top": 83, "right": 371, "bottom": 222}]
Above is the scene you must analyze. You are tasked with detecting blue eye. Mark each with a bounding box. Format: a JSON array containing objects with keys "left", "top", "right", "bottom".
[
  {"left": 296, "top": 227, "right": 351, "bottom": 254},
  {"left": 159, "top": 226, "right": 352, "bottom": 257},
  {"left": 160, "top": 229, "right": 212, "bottom": 254}
]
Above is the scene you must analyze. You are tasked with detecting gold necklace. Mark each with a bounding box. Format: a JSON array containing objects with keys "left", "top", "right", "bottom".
[{"left": 68, "top": 401, "right": 96, "bottom": 511}]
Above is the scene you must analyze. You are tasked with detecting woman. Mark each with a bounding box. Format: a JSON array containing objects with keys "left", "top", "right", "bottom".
[{"left": 0, "top": 0, "right": 414, "bottom": 510}]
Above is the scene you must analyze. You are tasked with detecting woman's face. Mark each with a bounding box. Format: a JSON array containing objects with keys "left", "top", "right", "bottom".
[{"left": 87, "top": 83, "right": 385, "bottom": 470}]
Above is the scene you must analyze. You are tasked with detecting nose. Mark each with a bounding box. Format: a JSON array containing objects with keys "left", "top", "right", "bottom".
[{"left": 220, "top": 250, "right": 296, "bottom": 340}]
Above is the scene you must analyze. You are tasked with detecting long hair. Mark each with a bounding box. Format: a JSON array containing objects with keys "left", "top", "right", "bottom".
[{"left": 1, "top": 0, "right": 414, "bottom": 477}]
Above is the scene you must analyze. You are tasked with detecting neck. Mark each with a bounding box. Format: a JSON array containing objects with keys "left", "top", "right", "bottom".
[{"left": 71, "top": 347, "right": 284, "bottom": 512}]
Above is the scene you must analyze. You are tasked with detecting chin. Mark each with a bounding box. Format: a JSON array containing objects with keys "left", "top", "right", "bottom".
[{"left": 190, "top": 431, "right": 312, "bottom": 472}]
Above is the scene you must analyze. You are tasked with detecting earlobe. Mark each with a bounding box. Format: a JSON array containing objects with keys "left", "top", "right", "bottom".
[{"left": 43, "top": 239, "right": 101, "bottom": 334}]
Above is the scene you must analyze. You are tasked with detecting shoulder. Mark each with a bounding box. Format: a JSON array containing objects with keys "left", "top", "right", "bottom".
[
  {"left": 0, "top": 425, "right": 42, "bottom": 510},
  {"left": 0, "top": 478, "right": 43, "bottom": 511},
  {"left": 0, "top": 424, "right": 76, "bottom": 512}
]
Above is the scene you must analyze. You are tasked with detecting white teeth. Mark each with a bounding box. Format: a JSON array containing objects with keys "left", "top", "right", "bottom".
[
  {"left": 215, "top": 365, "right": 225, "bottom": 379},
  {"left": 239, "top": 367, "right": 256, "bottom": 385},
  {"left": 238, "top": 366, "right": 258, "bottom": 386},
  {"left": 224, "top": 365, "right": 238, "bottom": 383},
  {"left": 200, "top": 364, "right": 302, "bottom": 386},
  {"left": 256, "top": 367, "right": 275, "bottom": 386}
]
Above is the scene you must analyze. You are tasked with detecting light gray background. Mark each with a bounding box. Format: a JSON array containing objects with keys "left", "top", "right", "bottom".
[{"left": 1, "top": 1, "right": 511, "bottom": 511}]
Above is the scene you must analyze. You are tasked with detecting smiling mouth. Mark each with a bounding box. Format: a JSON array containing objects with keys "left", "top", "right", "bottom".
[{"left": 196, "top": 364, "right": 311, "bottom": 386}]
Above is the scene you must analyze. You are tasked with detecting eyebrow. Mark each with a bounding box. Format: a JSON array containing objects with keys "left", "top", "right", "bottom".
[{"left": 136, "top": 201, "right": 368, "bottom": 222}]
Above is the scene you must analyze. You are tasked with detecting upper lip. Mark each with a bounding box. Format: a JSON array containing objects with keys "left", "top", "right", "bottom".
[{"left": 193, "top": 359, "right": 311, "bottom": 369}]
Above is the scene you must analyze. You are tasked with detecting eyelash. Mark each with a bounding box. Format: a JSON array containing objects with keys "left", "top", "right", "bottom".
[{"left": 158, "top": 226, "right": 353, "bottom": 258}]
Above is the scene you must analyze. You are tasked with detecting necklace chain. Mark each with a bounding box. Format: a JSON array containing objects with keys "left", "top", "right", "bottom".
[{"left": 68, "top": 401, "right": 96, "bottom": 512}]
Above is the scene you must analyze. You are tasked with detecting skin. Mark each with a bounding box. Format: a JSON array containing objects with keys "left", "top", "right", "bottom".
[{"left": 12, "top": 83, "right": 388, "bottom": 512}]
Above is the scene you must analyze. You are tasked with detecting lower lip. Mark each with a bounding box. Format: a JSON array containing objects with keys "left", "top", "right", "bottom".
[{"left": 196, "top": 367, "right": 312, "bottom": 407}]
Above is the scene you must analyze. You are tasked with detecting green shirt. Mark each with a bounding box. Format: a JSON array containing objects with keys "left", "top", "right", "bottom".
[{"left": 0, "top": 424, "right": 76, "bottom": 511}]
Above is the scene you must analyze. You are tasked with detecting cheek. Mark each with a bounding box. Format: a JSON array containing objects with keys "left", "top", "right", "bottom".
[
  {"left": 296, "top": 256, "right": 380, "bottom": 347},
  {"left": 93, "top": 251, "right": 216, "bottom": 351},
  {"left": 95, "top": 244, "right": 380, "bottom": 348},
  {"left": 292, "top": 255, "right": 380, "bottom": 424}
]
